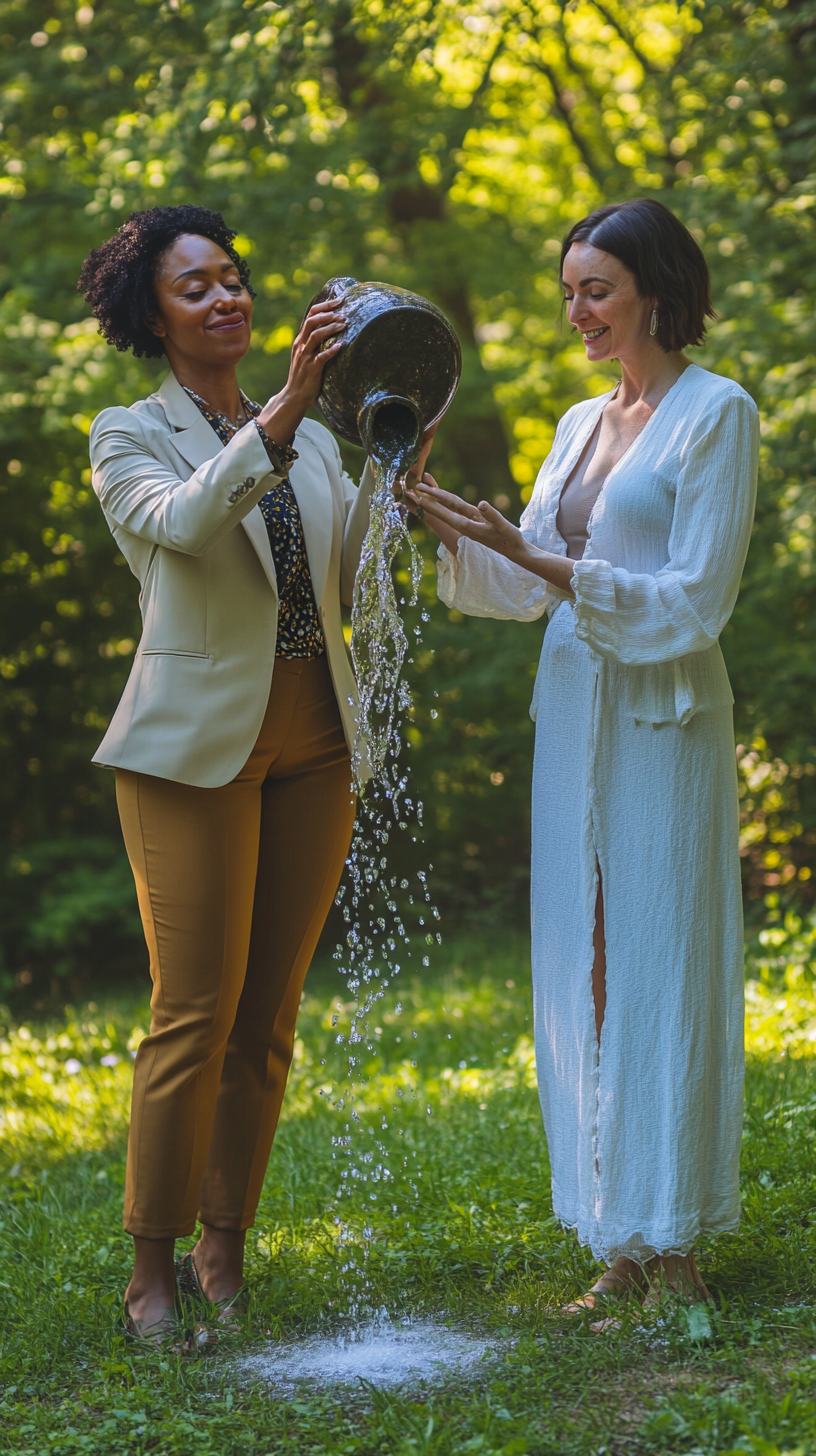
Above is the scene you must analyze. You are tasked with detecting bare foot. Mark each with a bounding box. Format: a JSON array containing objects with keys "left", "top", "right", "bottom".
[
  {"left": 588, "top": 1314, "right": 625, "bottom": 1334},
  {"left": 643, "top": 1251, "right": 711, "bottom": 1308},
  {"left": 125, "top": 1235, "right": 178, "bottom": 1333},
  {"left": 190, "top": 1225, "right": 246, "bottom": 1305},
  {"left": 562, "top": 1255, "right": 648, "bottom": 1315}
]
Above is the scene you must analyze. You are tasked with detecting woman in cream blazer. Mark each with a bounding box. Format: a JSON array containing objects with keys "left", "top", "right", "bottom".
[
  {"left": 80, "top": 204, "right": 433, "bottom": 1348},
  {"left": 91, "top": 367, "right": 371, "bottom": 785}
]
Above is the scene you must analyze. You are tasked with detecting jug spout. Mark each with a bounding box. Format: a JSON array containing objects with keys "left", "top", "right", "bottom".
[{"left": 358, "top": 391, "right": 423, "bottom": 476}]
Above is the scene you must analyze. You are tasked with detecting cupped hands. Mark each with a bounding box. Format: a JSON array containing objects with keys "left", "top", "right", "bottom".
[
  {"left": 408, "top": 478, "right": 576, "bottom": 598},
  {"left": 412, "top": 480, "right": 530, "bottom": 563}
]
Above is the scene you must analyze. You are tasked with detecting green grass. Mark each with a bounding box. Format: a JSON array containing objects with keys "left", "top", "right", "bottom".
[{"left": 2, "top": 934, "right": 816, "bottom": 1455}]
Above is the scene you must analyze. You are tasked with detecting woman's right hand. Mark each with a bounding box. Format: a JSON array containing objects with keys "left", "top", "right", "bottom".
[
  {"left": 258, "top": 300, "right": 346, "bottom": 444},
  {"left": 404, "top": 472, "right": 462, "bottom": 557}
]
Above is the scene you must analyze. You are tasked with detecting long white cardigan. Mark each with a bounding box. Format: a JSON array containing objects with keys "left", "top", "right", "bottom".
[
  {"left": 438, "top": 364, "right": 759, "bottom": 1263},
  {"left": 90, "top": 372, "right": 374, "bottom": 788}
]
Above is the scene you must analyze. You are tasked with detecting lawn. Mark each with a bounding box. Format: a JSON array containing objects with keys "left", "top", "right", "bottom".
[{"left": 1, "top": 929, "right": 816, "bottom": 1455}]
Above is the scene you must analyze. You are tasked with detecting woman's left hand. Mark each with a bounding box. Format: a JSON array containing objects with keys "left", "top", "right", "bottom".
[
  {"left": 413, "top": 482, "right": 528, "bottom": 563},
  {"left": 415, "top": 480, "right": 576, "bottom": 596}
]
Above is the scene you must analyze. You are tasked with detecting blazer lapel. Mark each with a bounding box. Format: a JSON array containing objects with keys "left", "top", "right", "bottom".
[
  {"left": 153, "top": 372, "right": 223, "bottom": 470},
  {"left": 152, "top": 372, "right": 277, "bottom": 595},
  {"left": 287, "top": 442, "right": 332, "bottom": 607}
]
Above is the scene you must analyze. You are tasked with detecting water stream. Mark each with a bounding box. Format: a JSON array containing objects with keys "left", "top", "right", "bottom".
[
  {"left": 323, "top": 404, "right": 441, "bottom": 1340},
  {"left": 247, "top": 403, "right": 459, "bottom": 1387},
  {"left": 349, "top": 400, "right": 424, "bottom": 793}
]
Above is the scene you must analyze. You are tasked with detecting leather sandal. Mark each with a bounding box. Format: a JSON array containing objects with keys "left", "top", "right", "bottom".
[
  {"left": 175, "top": 1251, "right": 248, "bottom": 1340},
  {"left": 121, "top": 1299, "right": 196, "bottom": 1355}
]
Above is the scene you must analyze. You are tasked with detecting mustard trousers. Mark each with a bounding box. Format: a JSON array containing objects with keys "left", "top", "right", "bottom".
[{"left": 116, "top": 656, "right": 355, "bottom": 1239}]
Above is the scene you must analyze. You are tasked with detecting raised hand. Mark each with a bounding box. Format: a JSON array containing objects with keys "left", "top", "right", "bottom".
[
  {"left": 284, "top": 300, "right": 347, "bottom": 409},
  {"left": 258, "top": 299, "right": 346, "bottom": 444}
]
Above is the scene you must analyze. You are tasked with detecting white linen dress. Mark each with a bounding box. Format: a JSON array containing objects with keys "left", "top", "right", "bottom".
[{"left": 437, "top": 364, "right": 759, "bottom": 1264}]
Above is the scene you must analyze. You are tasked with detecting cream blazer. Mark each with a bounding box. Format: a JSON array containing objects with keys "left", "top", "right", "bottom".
[{"left": 90, "top": 371, "right": 374, "bottom": 787}]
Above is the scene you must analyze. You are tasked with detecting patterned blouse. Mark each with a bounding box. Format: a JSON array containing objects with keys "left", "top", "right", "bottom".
[{"left": 183, "top": 386, "right": 325, "bottom": 660}]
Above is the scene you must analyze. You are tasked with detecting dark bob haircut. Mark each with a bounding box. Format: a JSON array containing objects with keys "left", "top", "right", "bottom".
[
  {"left": 559, "top": 199, "right": 715, "bottom": 353},
  {"left": 77, "top": 204, "right": 255, "bottom": 359}
]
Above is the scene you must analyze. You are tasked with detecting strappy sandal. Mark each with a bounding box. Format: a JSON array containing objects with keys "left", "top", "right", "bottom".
[
  {"left": 175, "top": 1250, "right": 248, "bottom": 1341},
  {"left": 562, "top": 1269, "right": 644, "bottom": 1334},
  {"left": 643, "top": 1271, "right": 712, "bottom": 1312},
  {"left": 562, "top": 1270, "right": 633, "bottom": 1314},
  {"left": 121, "top": 1299, "right": 196, "bottom": 1355}
]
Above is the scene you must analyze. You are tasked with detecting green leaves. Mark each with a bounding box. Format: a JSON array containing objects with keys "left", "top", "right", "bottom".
[{"left": 1, "top": 0, "right": 815, "bottom": 991}]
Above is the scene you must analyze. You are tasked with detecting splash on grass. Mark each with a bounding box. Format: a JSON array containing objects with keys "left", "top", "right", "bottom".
[{"left": 237, "top": 1313, "right": 495, "bottom": 1391}]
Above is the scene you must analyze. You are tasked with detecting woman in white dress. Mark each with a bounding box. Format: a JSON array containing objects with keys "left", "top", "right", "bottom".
[{"left": 411, "top": 200, "right": 759, "bottom": 1324}]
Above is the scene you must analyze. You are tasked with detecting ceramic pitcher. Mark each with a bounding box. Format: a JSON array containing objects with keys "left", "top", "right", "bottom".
[{"left": 308, "top": 276, "right": 461, "bottom": 471}]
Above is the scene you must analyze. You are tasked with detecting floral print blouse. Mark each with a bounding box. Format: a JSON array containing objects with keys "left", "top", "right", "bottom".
[{"left": 184, "top": 386, "right": 325, "bottom": 660}]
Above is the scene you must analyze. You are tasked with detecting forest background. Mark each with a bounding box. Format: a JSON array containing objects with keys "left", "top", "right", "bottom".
[{"left": 0, "top": 0, "right": 814, "bottom": 1003}]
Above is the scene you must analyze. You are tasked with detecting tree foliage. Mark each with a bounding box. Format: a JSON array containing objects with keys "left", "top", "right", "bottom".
[{"left": 1, "top": 0, "right": 814, "bottom": 995}]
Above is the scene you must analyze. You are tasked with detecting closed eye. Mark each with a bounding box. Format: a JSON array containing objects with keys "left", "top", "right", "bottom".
[{"left": 183, "top": 283, "right": 243, "bottom": 300}]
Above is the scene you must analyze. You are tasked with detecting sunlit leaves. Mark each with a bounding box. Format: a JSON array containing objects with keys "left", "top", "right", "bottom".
[{"left": 1, "top": 0, "right": 816, "bottom": 985}]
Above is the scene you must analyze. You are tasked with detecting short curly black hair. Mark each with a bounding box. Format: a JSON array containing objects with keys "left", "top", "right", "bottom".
[
  {"left": 560, "top": 199, "right": 715, "bottom": 353},
  {"left": 77, "top": 205, "right": 255, "bottom": 358}
]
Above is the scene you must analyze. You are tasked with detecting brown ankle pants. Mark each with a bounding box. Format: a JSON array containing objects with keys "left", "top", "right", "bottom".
[{"left": 116, "top": 656, "right": 356, "bottom": 1239}]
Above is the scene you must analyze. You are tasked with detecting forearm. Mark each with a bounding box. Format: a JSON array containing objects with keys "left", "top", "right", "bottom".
[
  {"left": 415, "top": 480, "right": 574, "bottom": 598},
  {"left": 91, "top": 418, "right": 279, "bottom": 557},
  {"left": 424, "top": 515, "right": 461, "bottom": 557},
  {"left": 514, "top": 541, "right": 576, "bottom": 600},
  {"left": 257, "top": 386, "right": 308, "bottom": 447}
]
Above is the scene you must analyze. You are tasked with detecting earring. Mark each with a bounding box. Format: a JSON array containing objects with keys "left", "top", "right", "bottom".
[{"left": 649, "top": 308, "right": 658, "bottom": 337}]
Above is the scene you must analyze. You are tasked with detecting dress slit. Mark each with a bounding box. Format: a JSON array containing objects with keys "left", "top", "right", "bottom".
[{"left": 591, "top": 869, "right": 606, "bottom": 1045}]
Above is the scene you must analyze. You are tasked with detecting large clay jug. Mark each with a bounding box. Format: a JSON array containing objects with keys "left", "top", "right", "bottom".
[{"left": 308, "top": 276, "right": 461, "bottom": 471}]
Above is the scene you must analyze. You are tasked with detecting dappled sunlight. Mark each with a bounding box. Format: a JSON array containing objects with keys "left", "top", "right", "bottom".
[
  {"left": 2, "top": 947, "right": 816, "bottom": 1450},
  {"left": 0, "top": 1010, "right": 137, "bottom": 1163},
  {"left": 746, "top": 979, "right": 816, "bottom": 1059},
  {"left": 745, "top": 909, "right": 816, "bottom": 1059}
]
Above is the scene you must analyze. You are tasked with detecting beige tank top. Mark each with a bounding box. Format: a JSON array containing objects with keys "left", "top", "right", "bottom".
[{"left": 556, "top": 416, "right": 606, "bottom": 561}]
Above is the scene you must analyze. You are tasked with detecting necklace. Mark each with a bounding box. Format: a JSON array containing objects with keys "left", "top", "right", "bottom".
[{"left": 182, "top": 384, "right": 255, "bottom": 436}]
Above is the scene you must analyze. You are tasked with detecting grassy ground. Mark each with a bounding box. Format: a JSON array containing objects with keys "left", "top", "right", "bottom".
[{"left": 2, "top": 933, "right": 816, "bottom": 1455}]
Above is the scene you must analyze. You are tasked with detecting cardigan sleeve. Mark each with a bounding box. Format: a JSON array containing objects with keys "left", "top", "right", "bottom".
[
  {"left": 435, "top": 408, "right": 579, "bottom": 622},
  {"left": 571, "top": 390, "right": 759, "bottom": 666},
  {"left": 436, "top": 536, "right": 549, "bottom": 621}
]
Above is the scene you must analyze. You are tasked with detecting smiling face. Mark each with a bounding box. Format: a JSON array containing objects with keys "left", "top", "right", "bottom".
[
  {"left": 561, "top": 241, "right": 657, "bottom": 366},
  {"left": 147, "top": 233, "right": 253, "bottom": 370}
]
